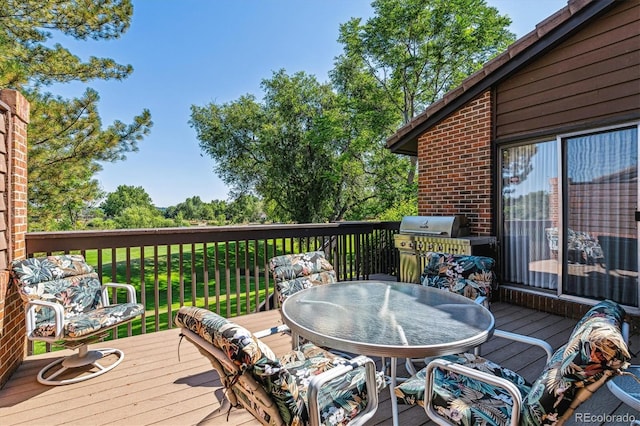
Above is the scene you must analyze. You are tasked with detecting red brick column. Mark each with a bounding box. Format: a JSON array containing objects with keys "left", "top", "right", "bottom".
[
  {"left": 0, "top": 89, "right": 29, "bottom": 388},
  {"left": 416, "top": 90, "right": 493, "bottom": 235}
]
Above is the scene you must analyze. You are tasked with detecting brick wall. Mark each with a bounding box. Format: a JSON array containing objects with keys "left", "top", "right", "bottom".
[
  {"left": 416, "top": 90, "right": 493, "bottom": 235},
  {"left": 0, "top": 89, "right": 29, "bottom": 388}
]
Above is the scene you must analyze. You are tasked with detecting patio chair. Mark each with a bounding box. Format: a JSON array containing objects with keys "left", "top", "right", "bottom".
[
  {"left": 175, "top": 306, "right": 383, "bottom": 426},
  {"left": 269, "top": 250, "right": 337, "bottom": 306},
  {"left": 420, "top": 252, "right": 497, "bottom": 307},
  {"left": 406, "top": 252, "right": 553, "bottom": 374},
  {"left": 264, "top": 251, "right": 359, "bottom": 359},
  {"left": 395, "top": 299, "right": 631, "bottom": 426},
  {"left": 10, "top": 254, "right": 144, "bottom": 385}
]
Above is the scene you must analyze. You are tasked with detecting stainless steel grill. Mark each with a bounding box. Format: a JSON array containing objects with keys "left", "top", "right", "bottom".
[{"left": 394, "top": 215, "right": 497, "bottom": 283}]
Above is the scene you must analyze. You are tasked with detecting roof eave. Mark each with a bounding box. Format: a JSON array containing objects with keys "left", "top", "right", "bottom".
[{"left": 386, "top": 0, "right": 617, "bottom": 155}]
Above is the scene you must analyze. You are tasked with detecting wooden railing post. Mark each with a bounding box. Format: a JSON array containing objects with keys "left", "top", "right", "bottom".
[{"left": 23, "top": 222, "right": 400, "bottom": 354}]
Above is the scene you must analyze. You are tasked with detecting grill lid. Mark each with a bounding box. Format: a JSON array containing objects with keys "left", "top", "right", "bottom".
[{"left": 399, "top": 215, "right": 470, "bottom": 237}]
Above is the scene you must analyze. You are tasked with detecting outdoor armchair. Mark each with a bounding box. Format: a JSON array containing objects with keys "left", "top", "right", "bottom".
[
  {"left": 406, "top": 251, "right": 553, "bottom": 375},
  {"left": 175, "top": 306, "right": 383, "bottom": 426},
  {"left": 421, "top": 251, "right": 553, "bottom": 348},
  {"left": 11, "top": 254, "right": 144, "bottom": 385},
  {"left": 262, "top": 251, "right": 339, "bottom": 349},
  {"left": 420, "top": 252, "right": 497, "bottom": 306},
  {"left": 395, "top": 300, "right": 631, "bottom": 426},
  {"left": 269, "top": 250, "right": 337, "bottom": 306}
]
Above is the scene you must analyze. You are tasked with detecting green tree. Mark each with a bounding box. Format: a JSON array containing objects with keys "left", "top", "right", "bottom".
[
  {"left": 101, "top": 185, "right": 154, "bottom": 218},
  {"left": 165, "top": 196, "right": 230, "bottom": 223},
  {"left": 192, "top": 1, "right": 515, "bottom": 223},
  {"left": 114, "top": 206, "right": 176, "bottom": 229},
  {"left": 0, "top": 0, "right": 133, "bottom": 89},
  {"left": 0, "top": 0, "right": 152, "bottom": 230},
  {"left": 192, "top": 70, "right": 354, "bottom": 223},
  {"left": 226, "top": 194, "right": 263, "bottom": 224},
  {"left": 337, "top": 0, "right": 514, "bottom": 123},
  {"left": 334, "top": 0, "right": 515, "bottom": 199},
  {"left": 27, "top": 89, "right": 151, "bottom": 229}
]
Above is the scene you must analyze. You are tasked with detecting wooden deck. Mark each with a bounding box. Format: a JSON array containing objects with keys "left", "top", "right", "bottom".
[{"left": 1, "top": 302, "right": 638, "bottom": 426}]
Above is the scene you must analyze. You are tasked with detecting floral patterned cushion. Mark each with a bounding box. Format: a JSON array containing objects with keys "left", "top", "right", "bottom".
[
  {"left": 17, "top": 272, "right": 104, "bottom": 314},
  {"left": 12, "top": 254, "right": 94, "bottom": 285},
  {"left": 11, "top": 255, "right": 145, "bottom": 339},
  {"left": 33, "top": 302, "right": 145, "bottom": 339},
  {"left": 175, "top": 306, "right": 278, "bottom": 371},
  {"left": 396, "top": 300, "right": 630, "bottom": 426},
  {"left": 421, "top": 252, "right": 496, "bottom": 301},
  {"left": 175, "top": 306, "right": 381, "bottom": 426},
  {"left": 269, "top": 251, "right": 337, "bottom": 304},
  {"left": 395, "top": 353, "right": 531, "bottom": 421},
  {"left": 522, "top": 300, "right": 630, "bottom": 425}
]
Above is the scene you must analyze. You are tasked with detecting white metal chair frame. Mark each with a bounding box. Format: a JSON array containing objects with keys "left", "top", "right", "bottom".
[
  {"left": 423, "top": 319, "right": 630, "bottom": 426},
  {"left": 179, "top": 325, "right": 380, "bottom": 426},
  {"left": 25, "top": 282, "right": 139, "bottom": 386},
  {"left": 404, "top": 296, "right": 554, "bottom": 376}
]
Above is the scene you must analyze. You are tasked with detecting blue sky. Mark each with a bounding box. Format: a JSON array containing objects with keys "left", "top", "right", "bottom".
[{"left": 50, "top": 0, "right": 567, "bottom": 207}]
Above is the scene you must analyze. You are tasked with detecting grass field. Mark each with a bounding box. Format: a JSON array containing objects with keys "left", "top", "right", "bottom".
[
  {"left": 32, "top": 241, "right": 284, "bottom": 354},
  {"left": 30, "top": 235, "right": 374, "bottom": 354}
]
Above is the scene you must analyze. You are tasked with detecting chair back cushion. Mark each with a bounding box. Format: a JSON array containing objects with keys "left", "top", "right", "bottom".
[
  {"left": 421, "top": 252, "right": 496, "bottom": 300},
  {"left": 11, "top": 255, "right": 103, "bottom": 315},
  {"left": 175, "top": 306, "right": 305, "bottom": 424},
  {"left": 522, "top": 300, "right": 630, "bottom": 424},
  {"left": 395, "top": 352, "right": 531, "bottom": 423},
  {"left": 177, "top": 306, "right": 384, "bottom": 426},
  {"left": 276, "top": 343, "right": 382, "bottom": 425},
  {"left": 269, "top": 251, "right": 337, "bottom": 303}
]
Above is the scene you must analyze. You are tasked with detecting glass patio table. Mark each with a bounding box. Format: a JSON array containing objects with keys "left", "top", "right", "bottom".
[
  {"left": 281, "top": 280, "right": 495, "bottom": 426},
  {"left": 607, "top": 365, "right": 640, "bottom": 411}
]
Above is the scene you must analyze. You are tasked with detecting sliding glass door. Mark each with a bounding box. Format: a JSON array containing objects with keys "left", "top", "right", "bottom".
[
  {"left": 500, "top": 125, "right": 639, "bottom": 307},
  {"left": 563, "top": 127, "right": 638, "bottom": 304}
]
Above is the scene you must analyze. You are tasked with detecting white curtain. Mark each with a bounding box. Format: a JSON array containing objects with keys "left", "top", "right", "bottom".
[
  {"left": 502, "top": 141, "right": 558, "bottom": 289},
  {"left": 564, "top": 127, "right": 638, "bottom": 306},
  {"left": 501, "top": 126, "right": 639, "bottom": 307}
]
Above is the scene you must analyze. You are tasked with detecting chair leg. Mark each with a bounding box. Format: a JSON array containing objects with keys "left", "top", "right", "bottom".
[{"left": 37, "top": 344, "right": 124, "bottom": 385}]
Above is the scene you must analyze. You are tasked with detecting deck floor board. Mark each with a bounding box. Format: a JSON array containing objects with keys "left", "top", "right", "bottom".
[{"left": 1, "top": 302, "right": 637, "bottom": 425}]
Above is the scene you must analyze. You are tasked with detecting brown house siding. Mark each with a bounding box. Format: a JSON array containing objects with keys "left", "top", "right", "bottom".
[
  {"left": 416, "top": 90, "right": 493, "bottom": 235},
  {"left": 0, "top": 90, "right": 29, "bottom": 388},
  {"left": 495, "top": 0, "right": 640, "bottom": 140}
]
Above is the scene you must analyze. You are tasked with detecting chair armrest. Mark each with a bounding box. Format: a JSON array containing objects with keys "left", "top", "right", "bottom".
[
  {"left": 253, "top": 324, "right": 290, "bottom": 339},
  {"left": 25, "top": 299, "right": 65, "bottom": 340},
  {"left": 307, "top": 355, "right": 379, "bottom": 426},
  {"left": 493, "top": 329, "right": 554, "bottom": 362},
  {"left": 101, "top": 282, "right": 138, "bottom": 305},
  {"left": 424, "top": 358, "right": 523, "bottom": 426},
  {"left": 623, "top": 321, "right": 630, "bottom": 343}
]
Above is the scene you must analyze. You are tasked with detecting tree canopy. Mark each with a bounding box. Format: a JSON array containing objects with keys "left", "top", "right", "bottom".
[
  {"left": 101, "top": 185, "right": 154, "bottom": 218},
  {"left": 191, "top": 0, "right": 515, "bottom": 223},
  {"left": 191, "top": 70, "right": 357, "bottom": 223},
  {"left": 0, "top": 0, "right": 133, "bottom": 89},
  {"left": 337, "top": 0, "right": 514, "bottom": 123},
  {"left": 0, "top": 0, "right": 153, "bottom": 230}
]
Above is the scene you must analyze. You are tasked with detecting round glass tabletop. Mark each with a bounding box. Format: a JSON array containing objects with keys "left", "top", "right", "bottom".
[
  {"left": 281, "top": 280, "right": 495, "bottom": 358},
  {"left": 608, "top": 365, "right": 640, "bottom": 411}
]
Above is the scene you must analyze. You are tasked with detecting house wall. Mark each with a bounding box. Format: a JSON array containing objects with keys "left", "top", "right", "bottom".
[
  {"left": 416, "top": 90, "right": 493, "bottom": 235},
  {"left": 495, "top": 0, "right": 640, "bottom": 140},
  {"left": 0, "top": 90, "right": 29, "bottom": 388}
]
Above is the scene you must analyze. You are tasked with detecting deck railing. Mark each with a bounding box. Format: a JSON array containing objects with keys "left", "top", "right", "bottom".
[{"left": 25, "top": 221, "right": 400, "bottom": 354}]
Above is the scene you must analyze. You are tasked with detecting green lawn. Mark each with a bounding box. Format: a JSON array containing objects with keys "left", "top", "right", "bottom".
[{"left": 32, "top": 238, "right": 365, "bottom": 354}]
